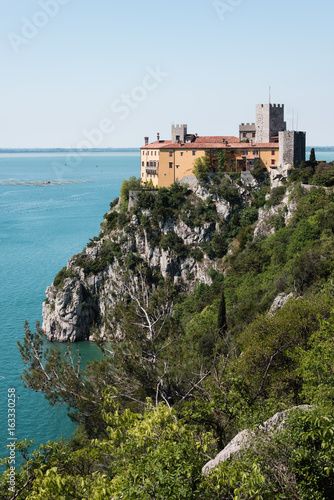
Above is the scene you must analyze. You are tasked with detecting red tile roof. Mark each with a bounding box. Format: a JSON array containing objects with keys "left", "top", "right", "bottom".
[
  {"left": 141, "top": 137, "right": 279, "bottom": 150},
  {"left": 230, "top": 143, "right": 278, "bottom": 149},
  {"left": 142, "top": 140, "right": 172, "bottom": 149}
]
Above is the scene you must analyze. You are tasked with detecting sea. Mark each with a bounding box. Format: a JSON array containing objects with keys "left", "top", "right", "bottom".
[
  {"left": 0, "top": 149, "right": 333, "bottom": 469},
  {"left": 0, "top": 152, "right": 139, "bottom": 467}
]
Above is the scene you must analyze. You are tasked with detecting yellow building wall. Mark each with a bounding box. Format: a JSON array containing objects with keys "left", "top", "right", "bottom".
[
  {"left": 158, "top": 148, "right": 206, "bottom": 187},
  {"left": 140, "top": 148, "right": 159, "bottom": 187},
  {"left": 259, "top": 148, "right": 279, "bottom": 171}
]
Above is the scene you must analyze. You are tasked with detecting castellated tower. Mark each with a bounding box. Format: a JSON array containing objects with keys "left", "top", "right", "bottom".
[
  {"left": 171, "top": 124, "right": 187, "bottom": 143},
  {"left": 256, "top": 104, "right": 286, "bottom": 143}
]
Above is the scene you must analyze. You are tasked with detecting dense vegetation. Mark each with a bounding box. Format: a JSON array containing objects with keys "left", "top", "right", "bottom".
[{"left": 3, "top": 167, "right": 334, "bottom": 498}]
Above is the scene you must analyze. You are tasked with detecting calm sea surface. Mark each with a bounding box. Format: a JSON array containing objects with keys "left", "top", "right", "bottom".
[
  {"left": 0, "top": 153, "right": 139, "bottom": 466},
  {"left": 0, "top": 149, "right": 332, "bottom": 467}
]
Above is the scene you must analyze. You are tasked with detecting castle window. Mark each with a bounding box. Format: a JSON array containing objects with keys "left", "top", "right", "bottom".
[
  {"left": 155, "top": 151, "right": 157, "bottom": 155},
  {"left": 192, "top": 150, "right": 196, "bottom": 156},
  {"left": 252, "top": 133, "right": 255, "bottom": 138},
  {"left": 253, "top": 150, "right": 258, "bottom": 155},
  {"left": 151, "top": 151, "right": 153, "bottom": 155},
  {"left": 169, "top": 151, "right": 173, "bottom": 157},
  {"left": 271, "top": 159, "right": 276, "bottom": 165},
  {"left": 271, "top": 150, "right": 275, "bottom": 155},
  {"left": 244, "top": 151, "right": 248, "bottom": 156},
  {"left": 142, "top": 161, "right": 144, "bottom": 166},
  {"left": 243, "top": 133, "right": 246, "bottom": 138},
  {"left": 180, "top": 152, "right": 184, "bottom": 156},
  {"left": 169, "top": 162, "right": 173, "bottom": 169}
]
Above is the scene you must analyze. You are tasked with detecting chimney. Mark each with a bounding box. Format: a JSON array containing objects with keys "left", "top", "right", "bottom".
[
  {"left": 157, "top": 133, "right": 160, "bottom": 141},
  {"left": 144, "top": 137, "right": 149, "bottom": 146}
]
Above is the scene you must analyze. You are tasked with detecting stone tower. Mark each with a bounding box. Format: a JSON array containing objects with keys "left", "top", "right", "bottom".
[
  {"left": 255, "top": 104, "right": 286, "bottom": 143},
  {"left": 279, "top": 131, "right": 306, "bottom": 169},
  {"left": 171, "top": 124, "right": 187, "bottom": 143}
]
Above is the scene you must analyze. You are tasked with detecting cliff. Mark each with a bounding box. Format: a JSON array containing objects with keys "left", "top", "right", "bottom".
[{"left": 42, "top": 173, "right": 275, "bottom": 342}]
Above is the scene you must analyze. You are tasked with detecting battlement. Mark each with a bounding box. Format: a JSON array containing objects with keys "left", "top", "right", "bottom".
[
  {"left": 240, "top": 123, "right": 255, "bottom": 127},
  {"left": 258, "top": 104, "right": 283, "bottom": 109}
]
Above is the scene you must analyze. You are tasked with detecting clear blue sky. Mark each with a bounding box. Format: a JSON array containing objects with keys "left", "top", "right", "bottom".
[{"left": 0, "top": 0, "right": 333, "bottom": 147}]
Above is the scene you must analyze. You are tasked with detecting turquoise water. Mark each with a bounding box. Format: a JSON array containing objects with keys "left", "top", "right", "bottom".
[{"left": 0, "top": 153, "right": 139, "bottom": 465}]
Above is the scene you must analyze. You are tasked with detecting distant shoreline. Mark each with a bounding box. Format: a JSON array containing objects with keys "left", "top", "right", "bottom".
[
  {"left": 306, "top": 147, "right": 334, "bottom": 152},
  {"left": 0, "top": 147, "right": 332, "bottom": 154},
  {"left": 0, "top": 148, "right": 140, "bottom": 153}
]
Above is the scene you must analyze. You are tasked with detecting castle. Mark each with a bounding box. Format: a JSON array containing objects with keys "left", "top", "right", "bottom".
[{"left": 140, "top": 103, "right": 306, "bottom": 188}]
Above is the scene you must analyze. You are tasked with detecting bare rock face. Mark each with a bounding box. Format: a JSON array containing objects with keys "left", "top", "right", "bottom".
[
  {"left": 253, "top": 188, "right": 297, "bottom": 239},
  {"left": 202, "top": 406, "right": 312, "bottom": 475},
  {"left": 43, "top": 278, "right": 99, "bottom": 342},
  {"left": 268, "top": 292, "right": 295, "bottom": 316}
]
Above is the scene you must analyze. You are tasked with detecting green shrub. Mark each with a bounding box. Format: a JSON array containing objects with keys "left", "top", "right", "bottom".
[
  {"left": 160, "top": 233, "right": 187, "bottom": 259},
  {"left": 266, "top": 186, "right": 286, "bottom": 207},
  {"left": 53, "top": 267, "right": 76, "bottom": 289},
  {"left": 190, "top": 247, "right": 204, "bottom": 261}
]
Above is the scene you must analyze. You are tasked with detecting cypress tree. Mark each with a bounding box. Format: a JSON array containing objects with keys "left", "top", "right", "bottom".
[
  {"left": 309, "top": 148, "right": 316, "bottom": 164},
  {"left": 217, "top": 285, "right": 227, "bottom": 337}
]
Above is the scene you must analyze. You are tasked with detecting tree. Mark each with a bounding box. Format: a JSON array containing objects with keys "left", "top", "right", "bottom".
[
  {"left": 309, "top": 148, "right": 316, "bottom": 164},
  {"left": 193, "top": 156, "right": 212, "bottom": 182},
  {"left": 101, "top": 399, "right": 214, "bottom": 499},
  {"left": 217, "top": 285, "right": 227, "bottom": 338},
  {"left": 106, "top": 268, "right": 188, "bottom": 407},
  {"left": 217, "top": 151, "right": 226, "bottom": 172},
  {"left": 17, "top": 321, "right": 114, "bottom": 437},
  {"left": 120, "top": 176, "right": 141, "bottom": 212}
]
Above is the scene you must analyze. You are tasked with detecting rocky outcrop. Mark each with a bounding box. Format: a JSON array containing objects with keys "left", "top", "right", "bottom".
[
  {"left": 202, "top": 406, "right": 312, "bottom": 474},
  {"left": 268, "top": 292, "right": 296, "bottom": 316},
  {"left": 253, "top": 188, "right": 297, "bottom": 239},
  {"left": 41, "top": 176, "right": 265, "bottom": 343},
  {"left": 43, "top": 279, "right": 99, "bottom": 342}
]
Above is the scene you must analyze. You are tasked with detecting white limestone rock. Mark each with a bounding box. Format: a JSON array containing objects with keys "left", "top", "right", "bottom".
[
  {"left": 269, "top": 292, "right": 295, "bottom": 316},
  {"left": 202, "top": 406, "right": 312, "bottom": 475}
]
